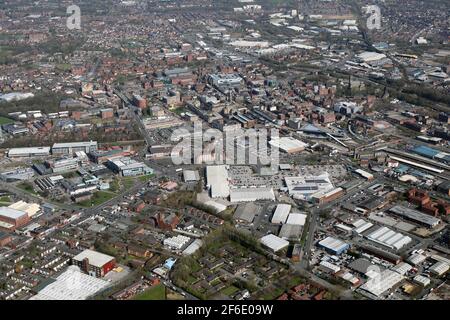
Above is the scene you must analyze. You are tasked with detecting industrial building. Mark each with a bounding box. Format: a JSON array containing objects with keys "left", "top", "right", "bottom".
[
  {"left": 285, "top": 173, "right": 335, "bottom": 201},
  {"left": 29, "top": 266, "right": 110, "bottom": 300},
  {"left": 233, "top": 203, "right": 261, "bottom": 223},
  {"left": 52, "top": 141, "right": 98, "bottom": 155},
  {"left": 0, "top": 207, "right": 30, "bottom": 231},
  {"left": 72, "top": 249, "right": 116, "bottom": 278},
  {"left": 365, "top": 226, "right": 412, "bottom": 251},
  {"left": 8, "top": 201, "right": 40, "bottom": 218},
  {"left": 7, "top": 147, "right": 51, "bottom": 158},
  {"left": 206, "top": 165, "right": 230, "bottom": 198},
  {"left": 183, "top": 170, "right": 200, "bottom": 182},
  {"left": 286, "top": 213, "right": 307, "bottom": 226},
  {"left": 429, "top": 261, "right": 449, "bottom": 276},
  {"left": 163, "top": 235, "right": 191, "bottom": 250},
  {"left": 107, "top": 157, "right": 153, "bottom": 177},
  {"left": 269, "top": 137, "right": 308, "bottom": 154},
  {"left": 311, "top": 187, "right": 344, "bottom": 204},
  {"left": 318, "top": 237, "right": 350, "bottom": 255},
  {"left": 271, "top": 204, "right": 292, "bottom": 224},
  {"left": 360, "top": 269, "right": 404, "bottom": 297},
  {"left": 260, "top": 234, "right": 289, "bottom": 252},
  {"left": 279, "top": 224, "right": 302, "bottom": 240},
  {"left": 389, "top": 205, "right": 441, "bottom": 228},
  {"left": 352, "top": 219, "right": 374, "bottom": 235},
  {"left": 229, "top": 187, "right": 275, "bottom": 203}
]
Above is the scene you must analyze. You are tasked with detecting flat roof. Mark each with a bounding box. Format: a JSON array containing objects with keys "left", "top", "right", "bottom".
[
  {"left": 0, "top": 207, "right": 28, "bottom": 220},
  {"left": 8, "top": 147, "right": 51, "bottom": 155},
  {"left": 272, "top": 204, "right": 291, "bottom": 224},
  {"left": 206, "top": 165, "right": 230, "bottom": 198},
  {"left": 286, "top": 213, "right": 307, "bottom": 226},
  {"left": 72, "top": 249, "right": 115, "bottom": 268},
  {"left": 229, "top": 187, "right": 275, "bottom": 203},
  {"left": 389, "top": 205, "right": 441, "bottom": 227},
  {"left": 318, "top": 236, "right": 349, "bottom": 252},
  {"left": 29, "top": 266, "right": 110, "bottom": 300},
  {"left": 53, "top": 141, "right": 97, "bottom": 148},
  {"left": 260, "top": 234, "right": 289, "bottom": 252}
]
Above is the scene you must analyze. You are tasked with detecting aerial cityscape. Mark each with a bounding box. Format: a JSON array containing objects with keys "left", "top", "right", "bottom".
[{"left": 0, "top": 0, "right": 449, "bottom": 303}]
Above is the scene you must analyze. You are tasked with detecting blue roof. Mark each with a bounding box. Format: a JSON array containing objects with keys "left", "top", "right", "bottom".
[
  {"left": 412, "top": 145, "right": 439, "bottom": 158},
  {"left": 164, "top": 258, "right": 177, "bottom": 270}
]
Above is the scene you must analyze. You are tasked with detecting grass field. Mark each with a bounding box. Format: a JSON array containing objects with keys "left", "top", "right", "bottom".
[
  {"left": 221, "top": 286, "right": 239, "bottom": 297},
  {"left": 0, "top": 117, "right": 13, "bottom": 125},
  {"left": 133, "top": 284, "right": 166, "bottom": 300},
  {"left": 17, "top": 182, "right": 38, "bottom": 195},
  {"left": 78, "top": 191, "right": 116, "bottom": 207}
]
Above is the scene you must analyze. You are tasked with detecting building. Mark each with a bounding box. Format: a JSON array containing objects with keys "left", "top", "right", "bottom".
[
  {"left": 229, "top": 187, "right": 275, "bottom": 203},
  {"left": 163, "top": 235, "right": 190, "bottom": 250},
  {"left": 334, "top": 101, "right": 363, "bottom": 115},
  {"left": 107, "top": 157, "right": 153, "bottom": 177},
  {"left": 72, "top": 249, "right": 116, "bottom": 278},
  {"left": 8, "top": 147, "right": 51, "bottom": 158},
  {"left": 319, "top": 261, "right": 341, "bottom": 274},
  {"left": 52, "top": 141, "right": 98, "bottom": 155},
  {"left": 46, "top": 157, "right": 79, "bottom": 173},
  {"left": 206, "top": 165, "right": 230, "bottom": 198},
  {"left": 389, "top": 205, "right": 441, "bottom": 228},
  {"left": 0, "top": 232, "right": 12, "bottom": 247},
  {"left": 29, "top": 266, "right": 110, "bottom": 300},
  {"left": 100, "top": 108, "right": 114, "bottom": 119},
  {"left": 269, "top": 137, "right": 308, "bottom": 154},
  {"left": 260, "top": 234, "right": 289, "bottom": 252},
  {"left": 233, "top": 203, "right": 260, "bottom": 223},
  {"left": 271, "top": 204, "right": 292, "bottom": 224},
  {"left": 133, "top": 94, "right": 147, "bottom": 109},
  {"left": 285, "top": 174, "right": 335, "bottom": 201},
  {"left": 183, "top": 170, "right": 200, "bottom": 182},
  {"left": 0, "top": 207, "right": 30, "bottom": 231},
  {"left": 208, "top": 73, "right": 243, "bottom": 87},
  {"left": 286, "top": 213, "right": 307, "bottom": 226},
  {"left": 360, "top": 269, "right": 404, "bottom": 297},
  {"left": 311, "top": 187, "right": 344, "bottom": 204},
  {"left": 429, "top": 261, "right": 449, "bottom": 276},
  {"left": 365, "top": 226, "right": 412, "bottom": 251},
  {"left": 8, "top": 201, "right": 40, "bottom": 218},
  {"left": 317, "top": 237, "right": 349, "bottom": 255}
]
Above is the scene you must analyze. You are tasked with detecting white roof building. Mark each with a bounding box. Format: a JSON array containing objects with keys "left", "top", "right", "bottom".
[
  {"left": 8, "top": 201, "right": 40, "bottom": 217},
  {"left": 429, "top": 261, "right": 449, "bottom": 276},
  {"left": 271, "top": 204, "right": 291, "bottom": 224},
  {"left": 269, "top": 137, "right": 308, "bottom": 154},
  {"left": 360, "top": 269, "right": 404, "bottom": 297},
  {"left": 29, "top": 266, "right": 110, "bottom": 300},
  {"left": 229, "top": 187, "right": 275, "bottom": 203},
  {"left": 286, "top": 213, "right": 307, "bottom": 226},
  {"left": 391, "top": 262, "right": 413, "bottom": 275},
  {"left": 284, "top": 173, "right": 334, "bottom": 201},
  {"left": 407, "top": 253, "right": 427, "bottom": 266},
  {"left": 8, "top": 147, "right": 51, "bottom": 158},
  {"left": 319, "top": 261, "right": 341, "bottom": 274},
  {"left": 260, "top": 234, "right": 289, "bottom": 252},
  {"left": 365, "top": 226, "right": 412, "bottom": 251},
  {"left": 72, "top": 250, "right": 115, "bottom": 269},
  {"left": 413, "top": 275, "right": 431, "bottom": 287},
  {"left": 206, "top": 165, "right": 230, "bottom": 198}
]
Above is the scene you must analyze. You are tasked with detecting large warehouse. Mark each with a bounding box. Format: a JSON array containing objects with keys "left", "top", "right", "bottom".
[
  {"left": 271, "top": 204, "right": 292, "bottom": 224},
  {"left": 29, "top": 266, "right": 110, "bottom": 300},
  {"left": 389, "top": 205, "right": 441, "bottom": 228},
  {"left": 229, "top": 187, "right": 275, "bottom": 203},
  {"left": 0, "top": 207, "right": 30, "bottom": 231},
  {"left": 8, "top": 147, "right": 51, "bottom": 158},
  {"left": 269, "top": 137, "right": 308, "bottom": 154},
  {"left": 318, "top": 236, "right": 350, "bottom": 255},
  {"left": 72, "top": 249, "right": 116, "bottom": 278},
  {"left": 206, "top": 165, "right": 230, "bottom": 198},
  {"left": 366, "top": 226, "right": 412, "bottom": 251},
  {"left": 260, "top": 234, "right": 289, "bottom": 252},
  {"left": 360, "top": 269, "right": 404, "bottom": 297},
  {"left": 285, "top": 173, "right": 335, "bottom": 201}
]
